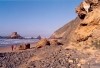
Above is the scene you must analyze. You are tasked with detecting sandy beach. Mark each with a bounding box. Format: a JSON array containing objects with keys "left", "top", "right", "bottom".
[{"left": 0, "top": 42, "right": 37, "bottom": 53}]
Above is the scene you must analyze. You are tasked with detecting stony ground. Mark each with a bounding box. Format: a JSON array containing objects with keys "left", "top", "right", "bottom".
[
  {"left": 0, "top": 49, "right": 35, "bottom": 68},
  {"left": 0, "top": 45, "right": 100, "bottom": 68},
  {"left": 24, "top": 45, "right": 91, "bottom": 68}
]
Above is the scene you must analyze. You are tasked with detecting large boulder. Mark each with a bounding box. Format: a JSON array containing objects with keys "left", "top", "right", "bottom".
[
  {"left": 36, "top": 38, "right": 63, "bottom": 48},
  {"left": 36, "top": 38, "right": 48, "bottom": 48},
  {"left": 18, "top": 43, "right": 30, "bottom": 50}
]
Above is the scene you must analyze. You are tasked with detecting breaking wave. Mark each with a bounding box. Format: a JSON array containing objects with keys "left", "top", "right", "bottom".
[{"left": 0, "top": 39, "right": 39, "bottom": 47}]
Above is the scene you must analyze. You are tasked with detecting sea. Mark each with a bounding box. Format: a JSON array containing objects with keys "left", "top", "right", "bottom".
[{"left": 0, "top": 39, "right": 39, "bottom": 47}]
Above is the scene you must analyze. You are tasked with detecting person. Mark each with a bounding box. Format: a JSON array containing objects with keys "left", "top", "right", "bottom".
[{"left": 11, "top": 45, "right": 14, "bottom": 51}]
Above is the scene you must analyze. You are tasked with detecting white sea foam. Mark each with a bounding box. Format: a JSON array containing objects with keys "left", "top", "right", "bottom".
[{"left": 0, "top": 39, "right": 39, "bottom": 47}]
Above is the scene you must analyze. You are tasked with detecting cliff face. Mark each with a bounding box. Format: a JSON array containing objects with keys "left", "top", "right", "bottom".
[
  {"left": 50, "top": 17, "right": 80, "bottom": 39},
  {"left": 50, "top": 17, "right": 80, "bottom": 44},
  {"left": 50, "top": 0, "right": 100, "bottom": 46}
]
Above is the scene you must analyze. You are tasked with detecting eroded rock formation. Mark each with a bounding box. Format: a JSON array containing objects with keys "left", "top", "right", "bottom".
[
  {"left": 36, "top": 38, "right": 63, "bottom": 48},
  {"left": 50, "top": 0, "right": 100, "bottom": 46},
  {"left": 70, "top": 0, "right": 100, "bottom": 45},
  {"left": 36, "top": 38, "right": 48, "bottom": 48}
]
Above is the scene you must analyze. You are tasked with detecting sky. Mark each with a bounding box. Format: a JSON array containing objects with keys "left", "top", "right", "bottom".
[{"left": 0, "top": 0, "right": 82, "bottom": 37}]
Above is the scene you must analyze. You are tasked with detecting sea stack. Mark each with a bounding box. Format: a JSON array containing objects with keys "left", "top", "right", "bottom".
[{"left": 7, "top": 32, "right": 23, "bottom": 39}]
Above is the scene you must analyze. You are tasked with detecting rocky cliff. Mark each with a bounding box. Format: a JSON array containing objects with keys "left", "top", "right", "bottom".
[
  {"left": 50, "top": 0, "right": 100, "bottom": 46},
  {"left": 50, "top": 17, "right": 80, "bottom": 44}
]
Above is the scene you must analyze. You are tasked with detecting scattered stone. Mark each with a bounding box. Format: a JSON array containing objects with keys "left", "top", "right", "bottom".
[
  {"left": 0, "top": 45, "right": 98, "bottom": 68},
  {"left": 36, "top": 38, "right": 48, "bottom": 48},
  {"left": 66, "top": 54, "right": 71, "bottom": 58},
  {"left": 68, "top": 59, "right": 73, "bottom": 63},
  {"left": 77, "top": 63, "right": 81, "bottom": 67}
]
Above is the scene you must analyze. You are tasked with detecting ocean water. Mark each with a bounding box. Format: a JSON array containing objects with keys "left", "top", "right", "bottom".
[{"left": 0, "top": 39, "right": 39, "bottom": 47}]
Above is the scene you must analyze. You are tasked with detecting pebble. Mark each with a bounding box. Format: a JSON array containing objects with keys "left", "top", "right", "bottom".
[{"left": 0, "top": 46, "right": 93, "bottom": 68}]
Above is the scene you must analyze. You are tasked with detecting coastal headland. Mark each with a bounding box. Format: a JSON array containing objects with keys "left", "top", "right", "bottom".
[{"left": 1, "top": 0, "right": 100, "bottom": 68}]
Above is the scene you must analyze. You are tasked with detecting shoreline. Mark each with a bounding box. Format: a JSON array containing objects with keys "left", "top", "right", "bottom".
[{"left": 0, "top": 42, "right": 37, "bottom": 53}]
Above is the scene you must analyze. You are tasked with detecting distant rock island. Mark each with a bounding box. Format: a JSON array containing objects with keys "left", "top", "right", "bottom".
[
  {"left": 7, "top": 32, "right": 23, "bottom": 39},
  {"left": 0, "top": 32, "right": 42, "bottom": 39}
]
